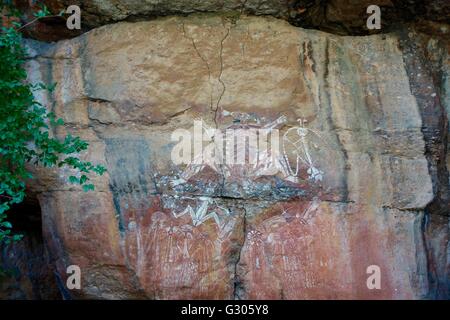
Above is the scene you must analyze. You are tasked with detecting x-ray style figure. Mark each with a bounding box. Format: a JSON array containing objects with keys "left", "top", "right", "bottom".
[
  {"left": 172, "top": 196, "right": 230, "bottom": 229},
  {"left": 171, "top": 115, "right": 288, "bottom": 186},
  {"left": 171, "top": 115, "right": 326, "bottom": 186},
  {"left": 281, "top": 118, "right": 325, "bottom": 183}
]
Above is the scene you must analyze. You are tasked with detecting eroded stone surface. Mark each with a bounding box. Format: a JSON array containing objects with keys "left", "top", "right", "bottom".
[{"left": 15, "top": 15, "right": 450, "bottom": 299}]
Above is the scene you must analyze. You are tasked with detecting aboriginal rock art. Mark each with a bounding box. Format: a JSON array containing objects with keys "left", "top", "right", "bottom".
[
  {"left": 131, "top": 209, "right": 220, "bottom": 290},
  {"left": 281, "top": 119, "right": 326, "bottom": 183},
  {"left": 240, "top": 199, "right": 322, "bottom": 286},
  {"left": 171, "top": 115, "right": 330, "bottom": 186},
  {"left": 12, "top": 14, "right": 449, "bottom": 300},
  {"left": 172, "top": 196, "right": 230, "bottom": 229},
  {"left": 170, "top": 115, "right": 287, "bottom": 185}
]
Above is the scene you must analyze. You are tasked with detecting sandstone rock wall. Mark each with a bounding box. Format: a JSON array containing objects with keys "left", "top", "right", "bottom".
[{"left": 5, "top": 14, "right": 449, "bottom": 299}]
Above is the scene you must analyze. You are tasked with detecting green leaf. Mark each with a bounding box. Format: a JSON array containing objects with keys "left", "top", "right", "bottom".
[
  {"left": 69, "top": 176, "right": 79, "bottom": 184},
  {"left": 12, "top": 234, "right": 23, "bottom": 241},
  {"left": 1, "top": 222, "right": 12, "bottom": 229},
  {"left": 82, "top": 184, "right": 95, "bottom": 192}
]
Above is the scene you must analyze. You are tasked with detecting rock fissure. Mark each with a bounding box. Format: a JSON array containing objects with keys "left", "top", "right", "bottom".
[
  {"left": 181, "top": 21, "right": 215, "bottom": 113},
  {"left": 215, "top": 22, "right": 231, "bottom": 127}
]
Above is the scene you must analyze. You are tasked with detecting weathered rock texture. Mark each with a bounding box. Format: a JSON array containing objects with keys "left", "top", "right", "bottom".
[
  {"left": 12, "top": 0, "right": 450, "bottom": 41},
  {"left": 2, "top": 14, "right": 449, "bottom": 299}
]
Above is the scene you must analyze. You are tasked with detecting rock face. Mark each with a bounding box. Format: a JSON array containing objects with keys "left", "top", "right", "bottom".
[
  {"left": 5, "top": 14, "right": 449, "bottom": 299},
  {"left": 12, "top": 0, "right": 450, "bottom": 41}
]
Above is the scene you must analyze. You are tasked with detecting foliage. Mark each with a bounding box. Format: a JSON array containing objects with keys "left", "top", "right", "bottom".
[{"left": 0, "top": 2, "right": 106, "bottom": 245}]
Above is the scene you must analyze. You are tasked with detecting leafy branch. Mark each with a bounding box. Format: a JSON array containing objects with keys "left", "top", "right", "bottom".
[{"left": 0, "top": 1, "right": 106, "bottom": 245}]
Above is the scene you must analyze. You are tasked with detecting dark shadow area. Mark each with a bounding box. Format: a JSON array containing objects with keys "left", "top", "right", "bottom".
[{"left": 0, "top": 195, "right": 61, "bottom": 299}]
